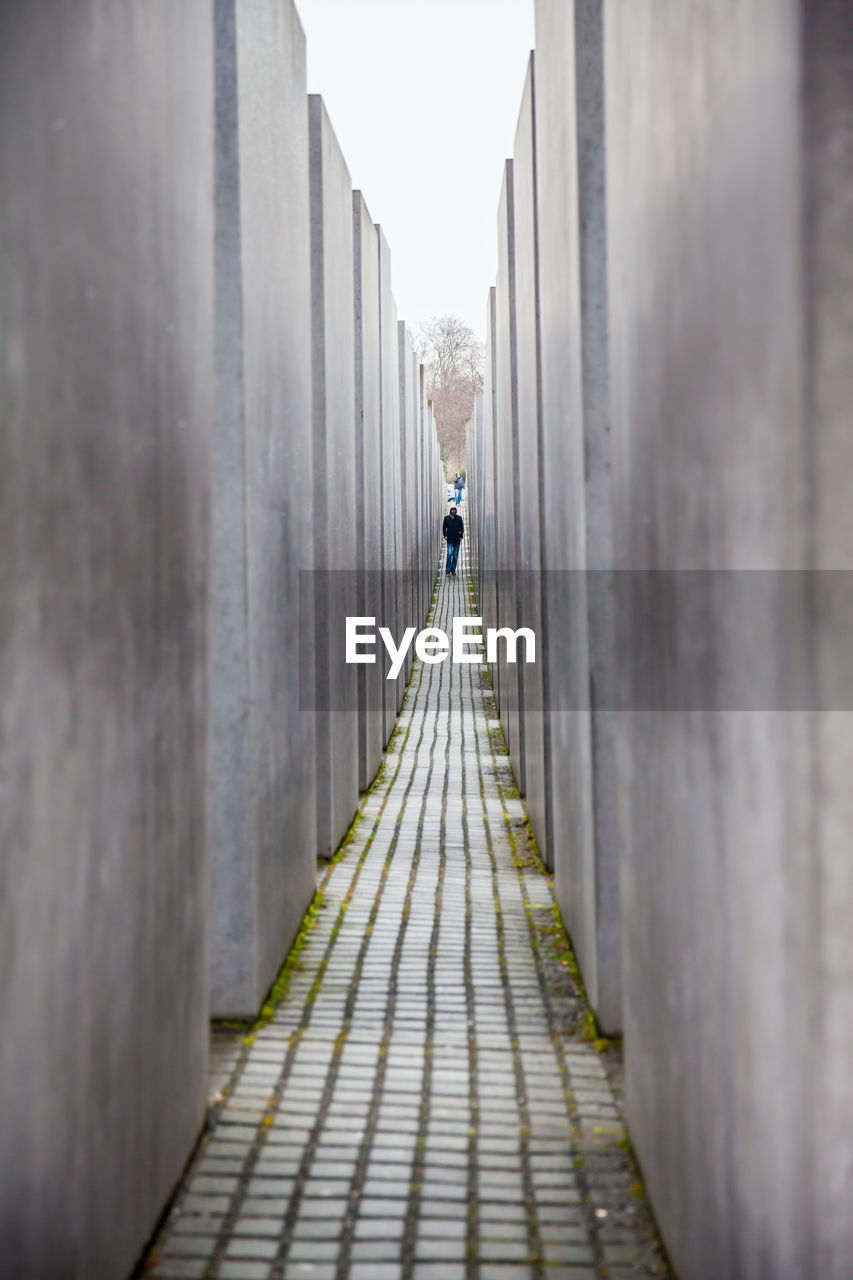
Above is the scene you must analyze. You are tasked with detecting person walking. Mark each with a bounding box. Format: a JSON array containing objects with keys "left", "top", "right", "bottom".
[
  {"left": 443, "top": 506, "right": 464, "bottom": 576},
  {"left": 454, "top": 472, "right": 464, "bottom": 505}
]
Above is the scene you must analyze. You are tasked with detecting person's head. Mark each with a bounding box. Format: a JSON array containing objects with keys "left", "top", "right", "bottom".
[{"left": 449, "top": 507, "right": 457, "bottom": 516}]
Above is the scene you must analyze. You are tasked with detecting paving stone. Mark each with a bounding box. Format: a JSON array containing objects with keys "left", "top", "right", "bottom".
[
  {"left": 479, "top": 1202, "right": 528, "bottom": 1222},
  {"left": 349, "top": 1239, "right": 402, "bottom": 1261},
  {"left": 181, "top": 1195, "right": 231, "bottom": 1216},
  {"left": 240, "top": 1198, "right": 291, "bottom": 1217},
  {"left": 225, "top": 1237, "right": 280, "bottom": 1261},
  {"left": 478, "top": 1266, "right": 535, "bottom": 1280},
  {"left": 416, "top": 1238, "right": 468, "bottom": 1263},
  {"left": 362, "top": 1178, "right": 412, "bottom": 1199},
  {"left": 419, "top": 1198, "right": 469, "bottom": 1219},
  {"left": 150, "top": 1261, "right": 209, "bottom": 1279},
  {"left": 417, "top": 1218, "right": 467, "bottom": 1238},
  {"left": 300, "top": 1179, "right": 350, "bottom": 1199},
  {"left": 480, "top": 1222, "right": 529, "bottom": 1242},
  {"left": 170, "top": 1215, "right": 225, "bottom": 1236},
  {"left": 541, "top": 1271, "right": 597, "bottom": 1280},
  {"left": 348, "top": 1265, "right": 400, "bottom": 1280},
  {"left": 218, "top": 1262, "right": 272, "bottom": 1280},
  {"left": 287, "top": 1240, "right": 340, "bottom": 1262},
  {"left": 246, "top": 1178, "right": 296, "bottom": 1198},
  {"left": 479, "top": 1239, "right": 532, "bottom": 1261},
  {"left": 297, "top": 1199, "right": 348, "bottom": 1218},
  {"left": 353, "top": 1216, "right": 406, "bottom": 1239},
  {"left": 604, "top": 1243, "right": 647, "bottom": 1264},
  {"left": 233, "top": 1217, "right": 284, "bottom": 1238},
  {"left": 413, "top": 1265, "right": 467, "bottom": 1280},
  {"left": 160, "top": 1235, "right": 216, "bottom": 1259}
]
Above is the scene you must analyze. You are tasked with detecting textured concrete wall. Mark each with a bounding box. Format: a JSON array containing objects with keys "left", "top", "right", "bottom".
[
  {"left": 533, "top": 0, "right": 601, "bottom": 1020},
  {"left": 534, "top": 0, "right": 622, "bottom": 1029},
  {"left": 378, "top": 227, "right": 404, "bottom": 734},
  {"left": 512, "top": 57, "right": 551, "bottom": 868},
  {"left": 354, "top": 192, "right": 385, "bottom": 792},
  {"left": 605, "top": 1, "right": 853, "bottom": 1276},
  {"left": 211, "top": 0, "right": 317, "bottom": 1018},
  {"left": 0, "top": 3, "right": 213, "bottom": 1276},
  {"left": 309, "top": 95, "right": 360, "bottom": 856},
  {"left": 494, "top": 162, "right": 526, "bottom": 792},
  {"left": 806, "top": 5, "right": 853, "bottom": 1270},
  {"left": 481, "top": 288, "right": 500, "bottom": 696},
  {"left": 468, "top": 393, "right": 484, "bottom": 595},
  {"left": 424, "top": 395, "right": 443, "bottom": 591},
  {"left": 416, "top": 364, "right": 431, "bottom": 625},
  {"left": 398, "top": 323, "right": 418, "bottom": 684},
  {"left": 573, "top": 0, "right": 621, "bottom": 1034},
  {"left": 417, "top": 366, "right": 427, "bottom": 619}
]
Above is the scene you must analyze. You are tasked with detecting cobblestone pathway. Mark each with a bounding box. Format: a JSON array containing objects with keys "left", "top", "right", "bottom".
[{"left": 142, "top": 551, "right": 664, "bottom": 1280}]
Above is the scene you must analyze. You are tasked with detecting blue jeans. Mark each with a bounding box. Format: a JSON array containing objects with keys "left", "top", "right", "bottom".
[
  {"left": 445, "top": 540, "right": 460, "bottom": 574},
  {"left": 455, "top": 488, "right": 463, "bottom": 505}
]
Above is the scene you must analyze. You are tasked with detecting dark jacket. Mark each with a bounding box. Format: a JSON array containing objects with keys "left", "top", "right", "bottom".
[{"left": 443, "top": 513, "right": 464, "bottom": 545}]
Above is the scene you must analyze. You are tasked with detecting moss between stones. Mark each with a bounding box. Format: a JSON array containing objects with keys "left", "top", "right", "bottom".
[{"left": 245, "top": 891, "right": 324, "bottom": 1038}]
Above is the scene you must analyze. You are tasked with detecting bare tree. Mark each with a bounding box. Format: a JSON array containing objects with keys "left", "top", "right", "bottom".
[{"left": 414, "top": 315, "right": 484, "bottom": 475}]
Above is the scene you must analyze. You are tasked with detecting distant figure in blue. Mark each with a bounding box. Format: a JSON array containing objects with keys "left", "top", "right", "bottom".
[
  {"left": 454, "top": 472, "right": 464, "bottom": 505},
  {"left": 443, "top": 506, "right": 464, "bottom": 577}
]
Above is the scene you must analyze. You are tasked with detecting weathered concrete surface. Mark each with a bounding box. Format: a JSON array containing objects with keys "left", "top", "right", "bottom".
[
  {"left": 0, "top": 2, "right": 213, "bottom": 1276},
  {"left": 481, "top": 288, "right": 501, "bottom": 700},
  {"left": 494, "top": 161, "right": 526, "bottom": 794},
  {"left": 378, "top": 227, "right": 403, "bottom": 736},
  {"left": 512, "top": 56, "right": 551, "bottom": 870},
  {"left": 536, "top": 0, "right": 622, "bottom": 1031},
  {"left": 417, "top": 366, "right": 428, "bottom": 622},
  {"left": 416, "top": 363, "right": 433, "bottom": 627},
  {"left": 806, "top": 5, "right": 853, "bottom": 1274},
  {"left": 423, "top": 393, "right": 443, "bottom": 594},
  {"left": 605, "top": 1, "right": 853, "bottom": 1276},
  {"left": 534, "top": 0, "right": 599, "bottom": 1020},
  {"left": 468, "top": 392, "right": 484, "bottom": 595},
  {"left": 419, "top": 365, "right": 441, "bottom": 631},
  {"left": 572, "top": 0, "right": 622, "bottom": 1036},
  {"left": 353, "top": 191, "right": 385, "bottom": 792},
  {"left": 309, "top": 95, "right": 360, "bottom": 857},
  {"left": 211, "top": 0, "right": 317, "bottom": 1018},
  {"left": 398, "top": 322, "right": 418, "bottom": 685}
]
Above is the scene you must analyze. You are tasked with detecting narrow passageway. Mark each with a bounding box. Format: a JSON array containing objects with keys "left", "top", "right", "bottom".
[{"left": 143, "top": 551, "right": 662, "bottom": 1280}]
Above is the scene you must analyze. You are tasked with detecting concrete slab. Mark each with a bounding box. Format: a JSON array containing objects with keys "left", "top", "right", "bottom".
[
  {"left": 512, "top": 55, "right": 551, "bottom": 867},
  {"left": 604, "top": 0, "right": 853, "bottom": 1274},
  {"left": 354, "top": 191, "right": 385, "bottom": 792},
  {"left": 494, "top": 162, "right": 526, "bottom": 792},
  {"left": 377, "top": 227, "right": 403, "bottom": 735},
  {"left": 0, "top": 2, "right": 213, "bottom": 1274},
  {"left": 211, "top": 0, "right": 318, "bottom": 1018},
  {"left": 533, "top": 0, "right": 598, "bottom": 1023},
  {"left": 309, "top": 95, "right": 360, "bottom": 856},
  {"left": 531, "top": 0, "right": 622, "bottom": 1028},
  {"left": 398, "top": 323, "right": 418, "bottom": 683},
  {"left": 481, "top": 288, "right": 500, "bottom": 697},
  {"left": 572, "top": 0, "right": 621, "bottom": 1030}
]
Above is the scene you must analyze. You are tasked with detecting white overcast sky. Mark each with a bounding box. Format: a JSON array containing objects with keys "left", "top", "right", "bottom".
[{"left": 294, "top": 0, "right": 535, "bottom": 340}]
